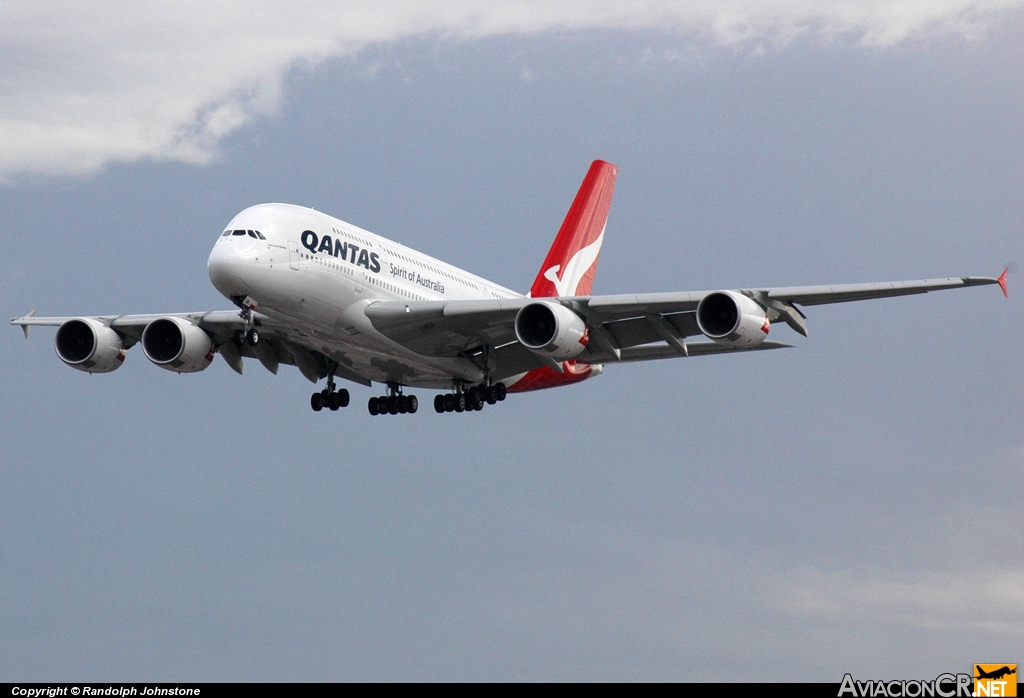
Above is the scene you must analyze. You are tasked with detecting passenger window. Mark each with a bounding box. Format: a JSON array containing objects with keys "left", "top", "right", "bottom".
[{"left": 232, "top": 230, "right": 246, "bottom": 236}]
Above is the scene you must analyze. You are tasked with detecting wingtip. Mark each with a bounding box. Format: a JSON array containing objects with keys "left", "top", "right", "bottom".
[
  {"left": 16, "top": 309, "right": 35, "bottom": 338},
  {"left": 998, "top": 268, "right": 1009, "bottom": 298}
]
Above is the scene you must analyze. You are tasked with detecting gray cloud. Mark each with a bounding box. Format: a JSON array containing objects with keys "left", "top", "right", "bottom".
[
  {"left": 2, "top": 1, "right": 1022, "bottom": 181},
  {"left": 776, "top": 566, "right": 1024, "bottom": 634}
]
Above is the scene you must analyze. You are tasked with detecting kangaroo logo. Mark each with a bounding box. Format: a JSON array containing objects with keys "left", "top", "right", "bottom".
[{"left": 541, "top": 226, "right": 605, "bottom": 297}]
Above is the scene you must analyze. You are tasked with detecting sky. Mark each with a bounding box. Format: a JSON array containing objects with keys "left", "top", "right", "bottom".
[{"left": 1, "top": 1, "right": 1023, "bottom": 682}]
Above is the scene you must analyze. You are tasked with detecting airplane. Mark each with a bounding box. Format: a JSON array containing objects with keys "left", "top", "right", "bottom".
[
  {"left": 976, "top": 666, "right": 1016, "bottom": 681},
  {"left": 11, "top": 160, "right": 1009, "bottom": 416}
]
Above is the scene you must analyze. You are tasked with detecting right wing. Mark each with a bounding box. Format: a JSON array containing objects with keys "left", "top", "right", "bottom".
[{"left": 364, "top": 271, "right": 1007, "bottom": 377}]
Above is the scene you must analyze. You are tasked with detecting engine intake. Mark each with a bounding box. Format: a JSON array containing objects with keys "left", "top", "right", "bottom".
[
  {"left": 54, "top": 318, "right": 126, "bottom": 373},
  {"left": 514, "top": 301, "right": 588, "bottom": 360},
  {"left": 142, "top": 317, "right": 215, "bottom": 373},
  {"left": 696, "top": 291, "right": 770, "bottom": 348}
]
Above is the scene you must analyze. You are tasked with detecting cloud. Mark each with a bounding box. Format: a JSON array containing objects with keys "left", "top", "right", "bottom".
[
  {"left": 776, "top": 566, "right": 1024, "bottom": 635},
  {"left": 1, "top": 0, "right": 1021, "bottom": 181}
]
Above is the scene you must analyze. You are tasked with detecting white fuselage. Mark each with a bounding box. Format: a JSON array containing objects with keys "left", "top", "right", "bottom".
[{"left": 207, "top": 203, "right": 522, "bottom": 388}]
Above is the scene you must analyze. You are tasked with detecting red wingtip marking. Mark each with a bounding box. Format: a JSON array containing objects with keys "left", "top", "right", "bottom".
[{"left": 998, "top": 268, "right": 1009, "bottom": 298}]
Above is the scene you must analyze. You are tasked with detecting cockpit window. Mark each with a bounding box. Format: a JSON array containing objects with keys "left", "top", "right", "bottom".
[{"left": 223, "top": 229, "right": 265, "bottom": 239}]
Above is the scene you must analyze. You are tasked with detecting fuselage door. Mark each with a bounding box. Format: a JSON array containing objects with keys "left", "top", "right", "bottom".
[
  {"left": 355, "top": 270, "right": 365, "bottom": 293},
  {"left": 287, "top": 241, "right": 300, "bottom": 270}
]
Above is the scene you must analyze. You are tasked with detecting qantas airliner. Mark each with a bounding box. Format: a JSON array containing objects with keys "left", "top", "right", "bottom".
[{"left": 12, "top": 160, "right": 1008, "bottom": 416}]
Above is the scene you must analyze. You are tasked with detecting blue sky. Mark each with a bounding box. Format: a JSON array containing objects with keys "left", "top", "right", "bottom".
[{"left": 1, "top": 2, "right": 1022, "bottom": 681}]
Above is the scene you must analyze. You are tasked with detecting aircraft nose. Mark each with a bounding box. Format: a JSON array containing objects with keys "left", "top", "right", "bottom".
[{"left": 207, "top": 240, "right": 250, "bottom": 298}]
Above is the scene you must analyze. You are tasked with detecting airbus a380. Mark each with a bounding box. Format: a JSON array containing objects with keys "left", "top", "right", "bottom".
[{"left": 12, "top": 160, "right": 1009, "bottom": 416}]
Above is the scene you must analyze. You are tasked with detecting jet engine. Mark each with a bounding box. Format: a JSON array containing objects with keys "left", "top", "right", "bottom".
[
  {"left": 696, "top": 291, "right": 770, "bottom": 348},
  {"left": 514, "top": 301, "right": 588, "bottom": 360},
  {"left": 141, "top": 317, "right": 215, "bottom": 373},
  {"left": 54, "top": 318, "right": 127, "bottom": 373}
]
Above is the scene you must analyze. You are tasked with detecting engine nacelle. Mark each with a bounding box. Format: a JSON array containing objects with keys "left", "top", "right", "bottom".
[
  {"left": 141, "top": 317, "right": 214, "bottom": 373},
  {"left": 514, "top": 301, "right": 589, "bottom": 360},
  {"left": 696, "top": 290, "right": 770, "bottom": 348},
  {"left": 54, "top": 318, "right": 127, "bottom": 373}
]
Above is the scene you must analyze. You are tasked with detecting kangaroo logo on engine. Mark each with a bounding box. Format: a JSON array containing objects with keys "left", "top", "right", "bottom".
[{"left": 301, "top": 230, "right": 380, "bottom": 273}]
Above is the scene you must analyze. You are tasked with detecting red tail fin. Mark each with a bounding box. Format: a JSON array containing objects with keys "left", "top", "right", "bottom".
[{"left": 529, "top": 160, "right": 617, "bottom": 298}]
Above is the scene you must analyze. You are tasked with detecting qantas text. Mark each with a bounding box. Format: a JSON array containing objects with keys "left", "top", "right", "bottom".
[{"left": 301, "top": 230, "right": 381, "bottom": 273}]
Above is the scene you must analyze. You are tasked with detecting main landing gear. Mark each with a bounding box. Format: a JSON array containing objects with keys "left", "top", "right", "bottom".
[
  {"left": 368, "top": 382, "right": 418, "bottom": 416},
  {"left": 433, "top": 383, "right": 506, "bottom": 414},
  {"left": 310, "top": 370, "right": 350, "bottom": 412}
]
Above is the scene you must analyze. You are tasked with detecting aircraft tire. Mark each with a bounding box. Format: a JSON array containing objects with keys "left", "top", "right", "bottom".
[
  {"left": 388, "top": 397, "right": 399, "bottom": 415},
  {"left": 496, "top": 383, "right": 507, "bottom": 401},
  {"left": 338, "top": 389, "right": 350, "bottom": 408},
  {"left": 398, "top": 396, "right": 409, "bottom": 414},
  {"left": 408, "top": 395, "right": 418, "bottom": 414},
  {"left": 443, "top": 394, "right": 455, "bottom": 412},
  {"left": 246, "top": 329, "right": 259, "bottom": 346},
  {"left": 368, "top": 397, "right": 379, "bottom": 415},
  {"left": 485, "top": 386, "right": 497, "bottom": 404},
  {"left": 311, "top": 393, "right": 323, "bottom": 411},
  {"left": 454, "top": 394, "right": 466, "bottom": 412},
  {"left": 328, "top": 392, "right": 340, "bottom": 411},
  {"left": 434, "top": 395, "right": 445, "bottom": 413}
]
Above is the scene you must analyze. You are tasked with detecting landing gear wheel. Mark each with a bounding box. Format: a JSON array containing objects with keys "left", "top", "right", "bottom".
[
  {"left": 246, "top": 328, "right": 260, "bottom": 347},
  {"left": 388, "top": 396, "right": 400, "bottom": 415},
  {"left": 368, "top": 397, "right": 379, "bottom": 415},
  {"left": 454, "top": 393, "right": 466, "bottom": 413},
  {"left": 311, "top": 392, "right": 323, "bottom": 411},
  {"left": 398, "top": 396, "right": 409, "bottom": 414},
  {"left": 443, "top": 394, "right": 455, "bottom": 412},
  {"left": 338, "top": 389, "right": 350, "bottom": 408},
  {"left": 328, "top": 392, "right": 340, "bottom": 410},
  {"left": 485, "top": 386, "right": 497, "bottom": 404},
  {"left": 434, "top": 395, "right": 445, "bottom": 413},
  {"left": 408, "top": 395, "right": 418, "bottom": 414},
  {"left": 496, "top": 383, "right": 507, "bottom": 401}
]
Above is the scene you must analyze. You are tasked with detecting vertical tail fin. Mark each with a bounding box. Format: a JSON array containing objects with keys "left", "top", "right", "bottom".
[{"left": 528, "top": 160, "right": 617, "bottom": 298}]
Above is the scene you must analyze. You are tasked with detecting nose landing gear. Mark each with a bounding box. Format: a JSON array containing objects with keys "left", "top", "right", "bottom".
[{"left": 235, "top": 296, "right": 260, "bottom": 347}]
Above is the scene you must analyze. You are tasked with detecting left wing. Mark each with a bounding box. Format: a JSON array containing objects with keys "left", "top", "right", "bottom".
[
  {"left": 11, "top": 310, "right": 373, "bottom": 386},
  {"left": 13, "top": 311, "right": 245, "bottom": 345},
  {"left": 364, "top": 271, "right": 1008, "bottom": 378}
]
